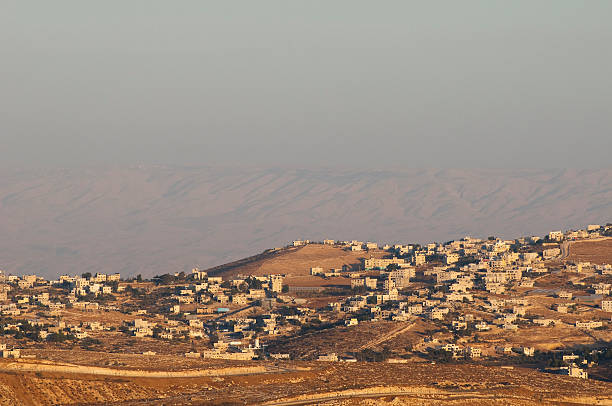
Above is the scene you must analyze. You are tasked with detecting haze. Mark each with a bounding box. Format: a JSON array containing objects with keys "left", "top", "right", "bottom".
[
  {"left": 0, "top": 166, "right": 611, "bottom": 278},
  {"left": 1, "top": 2, "right": 612, "bottom": 278},
  {"left": 2, "top": 1, "right": 612, "bottom": 168}
]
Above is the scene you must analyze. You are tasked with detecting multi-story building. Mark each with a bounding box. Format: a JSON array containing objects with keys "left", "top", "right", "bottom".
[{"left": 269, "top": 275, "right": 284, "bottom": 293}]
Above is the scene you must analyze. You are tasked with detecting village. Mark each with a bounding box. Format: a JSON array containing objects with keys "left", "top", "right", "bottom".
[{"left": 1, "top": 223, "right": 611, "bottom": 383}]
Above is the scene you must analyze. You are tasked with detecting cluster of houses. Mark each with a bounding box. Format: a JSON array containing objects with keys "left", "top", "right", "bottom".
[
  {"left": 295, "top": 225, "right": 611, "bottom": 379},
  {"left": 0, "top": 223, "right": 610, "bottom": 377}
]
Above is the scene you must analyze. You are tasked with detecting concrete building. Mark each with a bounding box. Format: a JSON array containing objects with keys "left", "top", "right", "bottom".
[
  {"left": 269, "top": 275, "right": 284, "bottom": 293},
  {"left": 317, "top": 353, "right": 338, "bottom": 362},
  {"left": 364, "top": 257, "right": 405, "bottom": 270},
  {"left": 567, "top": 365, "right": 588, "bottom": 379},
  {"left": 543, "top": 248, "right": 561, "bottom": 259},
  {"left": 601, "top": 300, "right": 612, "bottom": 312}
]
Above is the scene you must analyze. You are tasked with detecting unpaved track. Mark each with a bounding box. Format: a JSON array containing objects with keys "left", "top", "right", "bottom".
[
  {"left": 359, "top": 322, "right": 414, "bottom": 350},
  {"left": 0, "top": 361, "right": 298, "bottom": 378},
  {"left": 259, "top": 388, "right": 542, "bottom": 406},
  {"left": 560, "top": 241, "right": 570, "bottom": 259}
]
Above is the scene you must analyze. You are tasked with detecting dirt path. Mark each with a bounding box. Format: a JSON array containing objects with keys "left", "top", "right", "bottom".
[
  {"left": 258, "top": 386, "right": 542, "bottom": 406},
  {"left": 359, "top": 322, "right": 414, "bottom": 350},
  {"left": 560, "top": 241, "right": 570, "bottom": 259},
  {"left": 261, "top": 391, "right": 441, "bottom": 406},
  {"left": 0, "top": 361, "right": 299, "bottom": 378},
  {"left": 259, "top": 387, "right": 611, "bottom": 406}
]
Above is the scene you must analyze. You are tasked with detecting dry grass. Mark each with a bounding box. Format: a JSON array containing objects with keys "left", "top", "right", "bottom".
[
  {"left": 567, "top": 238, "right": 612, "bottom": 265},
  {"left": 284, "top": 275, "right": 352, "bottom": 288},
  {"left": 477, "top": 324, "right": 604, "bottom": 351},
  {"left": 265, "top": 320, "right": 431, "bottom": 359},
  {"left": 1, "top": 360, "right": 611, "bottom": 405},
  {"left": 20, "top": 349, "right": 253, "bottom": 371},
  {"left": 213, "top": 244, "right": 389, "bottom": 279}
]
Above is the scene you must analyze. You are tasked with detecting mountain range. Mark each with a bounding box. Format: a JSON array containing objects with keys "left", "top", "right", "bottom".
[{"left": 0, "top": 166, "right": 610, "bottom": 278}]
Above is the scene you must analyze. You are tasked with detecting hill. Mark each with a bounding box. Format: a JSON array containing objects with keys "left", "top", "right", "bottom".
[
  {"left": 567, "top": 237, "right": 612, "bottom": 265},
  {"left": 1, "top": 166, "right": 611, "bottom": 278},
  {"left": 207, "top": 244, "right": 388, "bottom": 279}
]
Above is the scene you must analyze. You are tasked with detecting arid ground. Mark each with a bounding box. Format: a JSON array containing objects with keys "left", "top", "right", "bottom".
[{"left": 0, "top": 356, "right": 611, "bottom": 405}]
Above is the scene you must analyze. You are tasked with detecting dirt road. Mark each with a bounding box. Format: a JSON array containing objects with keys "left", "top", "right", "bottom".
[
  {"left": 0, "top": 361, "right": 300, "bottom": 378},
  {"left": 258, "top": 387, "right": 547, "bottom": 406},
  {"left": 359, "top": 322, "right": 414, "bottom": 350}
]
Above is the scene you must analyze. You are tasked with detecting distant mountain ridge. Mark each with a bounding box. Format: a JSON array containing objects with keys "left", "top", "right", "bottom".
[{"left": 0, "top": 166, "right": 610, "bottom": 278}]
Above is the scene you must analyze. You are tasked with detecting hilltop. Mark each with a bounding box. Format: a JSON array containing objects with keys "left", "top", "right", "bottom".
[{"left": 207, "top": 244, "right": 388, "bottom": 279}]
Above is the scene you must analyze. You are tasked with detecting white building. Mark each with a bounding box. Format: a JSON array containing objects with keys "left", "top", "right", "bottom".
[
  {"left": 317, "top": 353, "right": 338, "bottom": 362},
  {"left": 269, "top": 275, "right": 284, "bottom": 293},
  {"left": 568, "top": 365, "right": 588, "bottom": 379}
]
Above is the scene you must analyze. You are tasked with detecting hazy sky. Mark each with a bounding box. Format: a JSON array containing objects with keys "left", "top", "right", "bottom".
[{"left": 2, "top": 1, "right": 611, "bottom": 169}]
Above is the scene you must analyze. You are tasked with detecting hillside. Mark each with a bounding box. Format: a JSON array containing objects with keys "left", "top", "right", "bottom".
[
  {"left": 1, "top": 166, "right": 611, "bottom": 278},
  {"left": 567, "top": 237, "right": 612, "bottom": 265},
  {"left": 208, "top": 244, "right": 388, "bottom": 279},
  {"left": 0, "top": 357, "right": 610, "bottom": 405}
]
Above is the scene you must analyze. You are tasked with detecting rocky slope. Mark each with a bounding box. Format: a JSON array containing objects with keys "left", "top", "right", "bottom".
[{"left": 0, "top": 361, "right": 610, "bottom": 405}]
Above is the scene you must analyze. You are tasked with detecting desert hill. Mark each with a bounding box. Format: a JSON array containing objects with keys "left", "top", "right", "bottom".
[
  {"left": 567, "top": 237, "right": 612, "bottom": 265},
  {"left": 1, "top": 166, "right": 611, "bottom": 278},
  {"left": 207, "top": 244, "right": 388, "bottom": 279}
]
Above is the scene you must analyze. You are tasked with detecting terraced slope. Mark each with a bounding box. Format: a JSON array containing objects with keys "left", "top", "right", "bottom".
[{"left": 0, "top": 360, "right": 610, "bottom": 405}]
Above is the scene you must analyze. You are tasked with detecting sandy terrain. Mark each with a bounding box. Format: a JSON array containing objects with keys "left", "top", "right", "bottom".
[
  {"left": 0, "top": 359, "right": 609, "bottom": 405},
  {"left": 266, "top": 320, "right": 429, "bottom": 359},
  {"left": 210, "top": 244, "right": 387, "bottom": 279},
  {"left": 567, "top": 238, "right": 612, "bottom": 265}
]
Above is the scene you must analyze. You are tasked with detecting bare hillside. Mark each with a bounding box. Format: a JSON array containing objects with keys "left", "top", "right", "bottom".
[
  {"left": 567, "top": 238, "right": 612, "bottom": 264},
  {"left": 209, "top": 244, "right": 387, "bottom": 279},
  {"left": 0, "top": 166, "right": 610, "bottom": 278}
]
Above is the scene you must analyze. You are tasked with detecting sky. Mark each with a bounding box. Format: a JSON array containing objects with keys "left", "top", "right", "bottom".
[{"left": 1, "top": 1, "right": 612, "bottom": 169}]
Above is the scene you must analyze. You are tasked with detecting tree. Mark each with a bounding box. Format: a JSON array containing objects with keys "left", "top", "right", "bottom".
[
  {"left": 81, "top": 272, "right": 92, "bottom": 279},
  {"left": 246, "top": 277, "right": 263, "bottom": 290},
  {"left": 154, "top": 274, "right": 176, "bottom": 285},
  {"left": 386, "top": 263, "right": 400, "bottom": 272},
  {"left": 352, "top": 285, "right": 366, "bottom": 294},
  {"left": 208, "top": 331, "right": 219, "bottom": 344}
]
